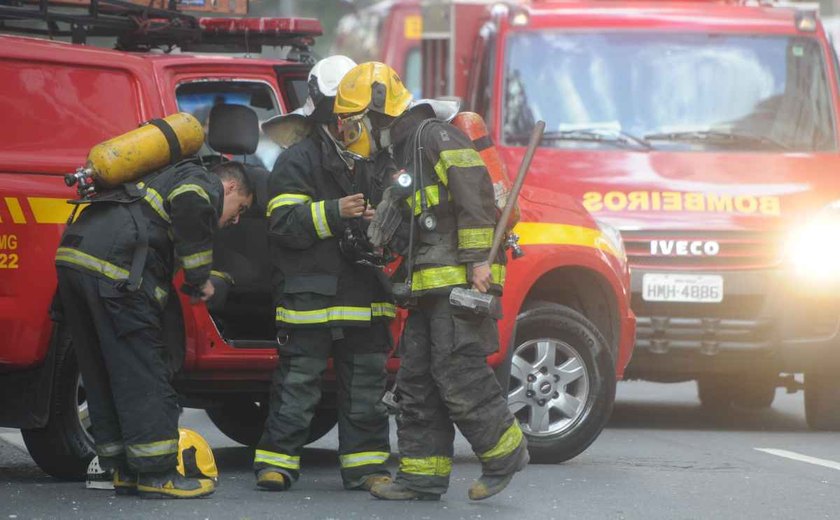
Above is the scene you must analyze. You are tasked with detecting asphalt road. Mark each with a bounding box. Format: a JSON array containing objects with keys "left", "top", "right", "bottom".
[{"left": 1, "top": 381, "right": 838, "bottom": 520}]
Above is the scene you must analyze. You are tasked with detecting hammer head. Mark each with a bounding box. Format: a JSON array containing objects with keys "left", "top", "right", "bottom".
[{"left": 449, "top": 287, "right": 502, "bottom": 319}]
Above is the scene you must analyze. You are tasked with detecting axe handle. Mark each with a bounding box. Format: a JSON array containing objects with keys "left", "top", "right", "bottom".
[{"left": 486, "top": 120, "right": 546, "bottom": 264}]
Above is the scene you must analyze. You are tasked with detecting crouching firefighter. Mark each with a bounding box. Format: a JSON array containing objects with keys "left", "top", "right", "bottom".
[
  {"left": 333, "top": 62, "right": 529, "bottom": 501},
  {"left": 254, "top": 55, "right": 397, "bottom": 492},
  {"left": 54, "top": 117, "right": 253, "bottom": 499}
]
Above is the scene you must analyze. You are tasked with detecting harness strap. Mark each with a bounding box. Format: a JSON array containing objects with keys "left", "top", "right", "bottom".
[
  {"left": 121, "top": 203, "right": 149, "bottom": 293},
  {"left": 147, "top": 118, "right": 183, "bottom": 164}
]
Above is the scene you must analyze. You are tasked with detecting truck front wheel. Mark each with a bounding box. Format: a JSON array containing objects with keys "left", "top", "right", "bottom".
[
  {"left": 507, "top": 303, "right": 616, "bottom": 464},
  {"left": 805, "top": 370, "right": 840, "bottom": 431},
  {"left": 21, "top": 332, "right": 94, "bottom": 480},
  {"left": 206, "top": 400, "right": 338, "bottom": 446}
]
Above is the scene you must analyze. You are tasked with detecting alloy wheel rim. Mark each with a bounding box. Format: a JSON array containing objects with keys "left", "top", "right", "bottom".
[{"left": 508, "top": 338, "right": 590, "bottom": 437}]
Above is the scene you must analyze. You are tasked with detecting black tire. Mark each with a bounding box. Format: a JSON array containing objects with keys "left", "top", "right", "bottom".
[
  {"left": 21, "top": 331, "right": 95, "bottom": 480},
  {"left": 805, "top": 370, "right": 840, "bottom": 431},
  {"left": 507, "top": 302, "right": 616, "bottom": 464},
  {"left": 732, "top": 374, "right": 777, "bottom": 409},
  {"left": 206, "top": 400, "right": 338, "bottom": 446},
  {"left": 697, "top": 376, "right": 732, "bottom": 410},
  {"left": 697, "top": 374, "right": 777, "bottom": 410}
]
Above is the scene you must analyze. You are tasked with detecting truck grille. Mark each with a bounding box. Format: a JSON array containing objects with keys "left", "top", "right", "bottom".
[
  {"left": 635, "top": 315, "right": 774, "bottom": 355},
  {"left": 621, "top": 230, "right": 783, "bottom": 271}
]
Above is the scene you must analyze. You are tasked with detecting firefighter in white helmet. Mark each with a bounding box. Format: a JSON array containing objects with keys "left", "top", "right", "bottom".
[{"left": 254, "top": 55, "right": 397, "bottom": 492}]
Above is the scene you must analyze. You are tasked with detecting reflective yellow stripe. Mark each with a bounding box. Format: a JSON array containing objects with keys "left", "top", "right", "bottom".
[
  {"left": 400, "top": 456, "right": 452, "bottom": 477},
  {"left": 513, "top": 222, "right": 621, "bottom": 259},
  {"left": 412, "top": 264, "right": 505, "bottom": 292},
  {"left": 210, "top": 270, "right": 235, "bottom": 285},
  {"left": 55, "top": 247, "right": 130, "bottom": 280},
  {"left": 405, "top": 185, "right": 447, "bottom": 216},
  {"left": 276, "top": 305, "right": 373, "bottom": 325},
  {"left": 154, "top": 286, "right": 168, "bottom": 306},
  {"left": 168, "top": 184, "right": 210, "bottom": 204},
  {"left": 96, "top": 442, "right": 125, "bottom": 457},
  {"left": 254, "top": 449, "right": 300, "bottom": 470},
  {"left": 4, "top": 197, "right": 26, "bottom": 224},
  {"left": 458, "top": 228, "right": 493, "bottom": 249},
  {"left": 266, "top": 193, "right": 313, "bottom": 216},
  {"left": 371, "top": 302, "right": 396, "bottom": 318},
  {"left": 181, "top": 249, "right": 212, "bottom": 270},
  {"left": 143, "top": 186, "right": 170, "bottom": 223},
  {"left": 311, "top": 200, "right": 333, "bottom": 239},
  {"left": 126, "top": 439, "right": 178, "bottom": 459},
  {"left": 339, "top": 451, "right": 390, "bottom": 469},
  {"left": 433, "top": 148, "right": 484, "bottom": 186},
  {"left": 479, "top": 422, "right": 523, "bottom": 461}
]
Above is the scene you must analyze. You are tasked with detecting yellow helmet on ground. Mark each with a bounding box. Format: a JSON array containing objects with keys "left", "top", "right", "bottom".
[
  {"left": 334, "top": 62, "right": 413, "bottom": 159},
  {"left": 177, "top": 428, "right": 218, "bottom": 482}
]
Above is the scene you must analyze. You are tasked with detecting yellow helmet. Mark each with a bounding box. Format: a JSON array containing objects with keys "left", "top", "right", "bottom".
[
  {"left": 334, "top": 62, "right": 413, "bottom": 117},
  {"left": 176, "top": 428, "right": 218, "bottom": 481},
  {"left": 334, "top": 62, "right": 412, "bottom": 159}
]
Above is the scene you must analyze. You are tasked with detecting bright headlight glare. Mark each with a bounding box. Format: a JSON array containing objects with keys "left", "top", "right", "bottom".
[
  {"left": 787, "top": 209, "right": 840, "bottom": 280},
  {"left": 596, "top": 219, "right": 626, "bottom": 260}
]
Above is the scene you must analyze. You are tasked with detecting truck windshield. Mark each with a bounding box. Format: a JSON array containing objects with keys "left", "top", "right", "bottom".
[{"left": 503, "top": 31, "right": 836, "bottom": 152}]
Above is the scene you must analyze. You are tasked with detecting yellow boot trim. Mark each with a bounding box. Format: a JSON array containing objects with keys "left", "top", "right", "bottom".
[
  {"left": 137, "top": 478, "right": 215, "bottom": 499},
  {"left": 479, "top": 422, "right": 523, "bottom": 461}
]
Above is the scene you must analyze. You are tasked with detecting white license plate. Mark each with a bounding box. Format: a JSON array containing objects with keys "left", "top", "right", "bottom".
[{"left": 642, "top": 273, "right": 723, "bottom": 303}]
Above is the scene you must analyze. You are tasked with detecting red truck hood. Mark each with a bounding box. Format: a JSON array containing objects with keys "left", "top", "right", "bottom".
[{"left": 500, "top": 148, "right": 840, "bottom": 233}]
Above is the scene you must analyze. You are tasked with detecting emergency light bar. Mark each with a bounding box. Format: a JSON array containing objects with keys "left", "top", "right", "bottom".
[
  {"left": 0, "top": 0, "right": 321, "bottom": 54},
  {"left": 20, "top": 0, "right": 246, "bottom": 15}
]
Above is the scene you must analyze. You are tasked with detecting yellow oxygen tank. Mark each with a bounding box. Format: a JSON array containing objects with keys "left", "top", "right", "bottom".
[{"left": 66, "top": 112, "right": 205, "bottom": 197}]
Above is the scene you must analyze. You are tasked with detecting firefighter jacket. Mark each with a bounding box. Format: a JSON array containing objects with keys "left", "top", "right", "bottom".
[
  {"left": 266, "top": 128, "right": 396, "bottom": 329},
  {"left": 389, "top": 106, "right": 505, "bottom": 297},
  {"left": 55, "top": 161, "right": 222, "bottom": 307}
]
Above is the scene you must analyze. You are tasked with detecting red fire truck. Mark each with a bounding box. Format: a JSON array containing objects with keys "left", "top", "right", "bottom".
[
  {"left": 350, "top": 0, "right": 840, "bottom": 429},
  {"left": 0, "top": 0, "right": 635, "bottom": 479}
]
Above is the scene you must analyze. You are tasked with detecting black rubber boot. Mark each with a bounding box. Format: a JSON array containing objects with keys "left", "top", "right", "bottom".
[
  {"left": 137, "top": 470, "right": 215, "bottom": 499},
  {"left": 256, "top": 468, "right": 292, "bottom": 491},
  {"left": 468, "top": 446, "right": 529, "bottom": 500},
  {"left": 346, "top": 473, "right": 392, "bottom": 491},
  {"left": 370, "top": 481, "right": 441, "bottom": 501},
  {"left": 113, "top": 467, "right": 138, "bottom": 496}
]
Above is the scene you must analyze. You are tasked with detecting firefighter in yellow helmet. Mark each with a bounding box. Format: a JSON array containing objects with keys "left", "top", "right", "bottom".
[{"left": 334, "top": 62, "right": 528, "bottom": 501}]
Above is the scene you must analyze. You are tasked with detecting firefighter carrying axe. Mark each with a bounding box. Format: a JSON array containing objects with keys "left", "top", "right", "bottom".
[{"left": 449, "top": 120, "right": 546, "bottom": 318}]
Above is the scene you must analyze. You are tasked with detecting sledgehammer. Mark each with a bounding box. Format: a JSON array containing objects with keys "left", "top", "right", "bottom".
[{"left": 449, "top": 120, "right": 546, "bottom": 318}]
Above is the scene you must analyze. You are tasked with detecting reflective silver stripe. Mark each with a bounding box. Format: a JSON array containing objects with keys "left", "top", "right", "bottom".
[
  {"left": 266, "top": 193, "right": 313, "bottom": 216},
  {"left": 339, "top": 451, "right": 390, "bottom": 469},
  {"left": 275, "top": 305, "right": 372, "bottom": 325},
  {"left": 181, "top": 249, "right": 212, "bottom": 270},
  {"left": 55, "top": 247, "right": 129, "bottom": 280},
  {"left": 126, "top": 439, "right": 178, "bottom": 459},
  {"left": 254, "top": 449, "right": 300, "bottom": 470},
  {"left": 168, "top": 184, "right": 210, "bottom": 204},
  {"left": 310, "top": 200, "right": 332, "bottom": 239},
  {"left": 143, "top": 186, "right": 170, "bottom": 223},
  {"left": 96, "top": 442, "right": 125, "bottom": 457},
  {"left": 371, "top": 302, "right": 396, "bottom": 318}
]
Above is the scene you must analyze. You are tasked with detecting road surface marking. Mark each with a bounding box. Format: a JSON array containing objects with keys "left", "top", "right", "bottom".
[{"left": 755, "top": 448, "right": 840, "bottom": 471}]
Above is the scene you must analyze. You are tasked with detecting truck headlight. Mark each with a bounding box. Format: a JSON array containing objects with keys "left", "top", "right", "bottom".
[
  {"left": 787, "top": 201, "right": 840, "bottom": 280},
  {"left": 596, "top": 219, "right": 626, "bottom": 261}
]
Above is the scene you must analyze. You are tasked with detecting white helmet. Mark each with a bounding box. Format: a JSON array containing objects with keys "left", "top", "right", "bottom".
[
  {"left": 262, "top": 55, "right": 358, "bottom": 146},
  {"left": 85, "top": 456, "right": 114, "bottom": 490}
]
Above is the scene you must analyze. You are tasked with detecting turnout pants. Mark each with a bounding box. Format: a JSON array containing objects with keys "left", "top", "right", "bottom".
[
  {"left": 56, "top": 267, "right": 180, "bottom": 473},
  {"left": 395, "top": 295, "right": 527, "bottom": 495},
  {"left": 254, "top": 323, "right": 391, "bottom": 488}
]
